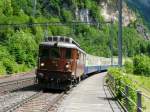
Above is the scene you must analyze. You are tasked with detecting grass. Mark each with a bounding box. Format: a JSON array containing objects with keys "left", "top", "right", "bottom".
[
  {"left": 126, "top": 73, "right": 150, "bottom": 111},
  {"left": 127, "top": 74, "right": 150, "bottom": 94}
]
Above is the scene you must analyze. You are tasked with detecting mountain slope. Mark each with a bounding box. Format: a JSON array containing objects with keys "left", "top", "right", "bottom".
[{"left": 126, "top": 0, "right": 150, "bottom": 22}]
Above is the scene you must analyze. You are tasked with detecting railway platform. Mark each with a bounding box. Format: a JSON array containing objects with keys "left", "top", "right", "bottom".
[{"left": 57, "top": 72, "right": 124, "bottom": 112}]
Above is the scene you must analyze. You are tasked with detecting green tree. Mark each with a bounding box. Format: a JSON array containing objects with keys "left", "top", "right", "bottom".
[
  {"left": 8, "top": 30, "right": 37, "bottom": 66},
  {"left": 3, "top": 0, "right": 13, "bottom": 16},
  {"left": 61, "top": 9, "right": 73, "bottom": 22}
]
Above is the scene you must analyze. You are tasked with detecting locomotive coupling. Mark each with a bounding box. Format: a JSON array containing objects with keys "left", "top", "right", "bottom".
[{"left": 37, "top": 72, "right": 44, "bottom": 78}]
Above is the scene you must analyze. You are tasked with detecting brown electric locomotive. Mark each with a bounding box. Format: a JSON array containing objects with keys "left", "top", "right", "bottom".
[{"left": 36, "top": 36, "right": 86, "bottom": 90}]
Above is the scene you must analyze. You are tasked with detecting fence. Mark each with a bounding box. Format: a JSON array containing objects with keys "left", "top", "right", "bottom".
[{"left": 107, "top": 74, "right": 150, "bottom": 112}]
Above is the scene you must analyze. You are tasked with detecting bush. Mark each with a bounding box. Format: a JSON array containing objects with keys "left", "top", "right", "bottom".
[
  {"left": 108, "top": 67, "right": 137, "bottom": 112},
  {"left": 61, "top": 9, "right": 73, "bottom": 22},
  {"left": 2, "top": 58, "right": 18, "bottom": 74},
  {"left": 124, "top": 60, "right": 133, "bottom": 73},
  {"left": 8, "top": 30, "right": 37, "bottom": 66},
  {"left": 0, "top": 45, "right": 20, "bottom": 74},
  {"left": 17, "top": 64, "right": 31, "bottom": 72},
  {"left": 0, "top": 62, "right": 6, "bottom": 75},
  {"left": 50, "top": 25, "right": 71, "bottom": 36},
  {"left": 133, "top": 55, "right": 150, "bottom": 76}
]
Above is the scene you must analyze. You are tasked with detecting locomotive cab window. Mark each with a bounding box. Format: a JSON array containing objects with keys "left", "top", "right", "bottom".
[
  {"left": 66, "top": 48, "right": 72, "bottom": 59},
  {"left": 50, "top": 47, "right": 60, "bottom": 59},
  {"left": 39, "top": 48, "right": 49, "bottom": 58}
]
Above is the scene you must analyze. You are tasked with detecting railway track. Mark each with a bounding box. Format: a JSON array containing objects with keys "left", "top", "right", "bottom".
[
  {"left": 0, "top": 77, "right": 36, "bottom": 95},
  {"left": 0, "top": 86, "right": 40, "bottom": 111},
  {"left": 0, "top": 72, "right": 68, "bottom": 112},
  {"left": 2, "top": 91, "right": 64, "bottom": 112},
  {"left": 1, "top": 91, "right": 41, "bottom": 112}
]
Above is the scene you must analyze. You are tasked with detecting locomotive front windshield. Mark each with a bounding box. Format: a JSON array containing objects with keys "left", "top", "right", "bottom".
[
  {"left": 66, "top": 48, "right": 72, "bottom": 59},
  {"left": 39, "top": 46, "right": 72, "bottom": 59},
  {"left": 39, "top": 47, "right": 60, "bottom": 59},
  {"left": 39, "top": 48, "right": 49, "bottom": 58},
  {"left": 49, "top": 47, "right": 60, "bottom": 58}
]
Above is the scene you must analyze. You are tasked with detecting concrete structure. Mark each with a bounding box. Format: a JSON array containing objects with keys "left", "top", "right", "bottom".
[
  {"left": 57, "top": 72, "right": 124, "bottom": 112},
  {"left": 75, "top": 8, "right": 90, "bottom": 22}
]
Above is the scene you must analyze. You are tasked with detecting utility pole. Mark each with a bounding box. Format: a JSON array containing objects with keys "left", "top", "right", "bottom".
[
  {"left": 32, "top": 0, "right": 37, "bottom": 17},
  {"left": 118, "top": 0, "right": 122, "bottom": 66},
  {"left": 110, "top": 19, "right": 114, "bottom": 66}
]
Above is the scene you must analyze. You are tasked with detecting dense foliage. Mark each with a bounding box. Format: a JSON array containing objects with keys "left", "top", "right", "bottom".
[
  {"left": 108, "top": 55, "right": 150, "bottom": 111},
  {"left": 124, "top": 55, "right": 150, "bottom": 76},
  {"left": 0, "top": 0, "right": 149, "bottom": 75},
  {"left": 107, "top": 68, "right": 137, "bottom": 112},
  {"left": 133, "top": 55, "right": 150, "bottom": 76}
]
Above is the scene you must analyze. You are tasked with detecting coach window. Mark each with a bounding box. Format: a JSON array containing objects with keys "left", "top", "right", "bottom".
[
  {"left": 81, "top": 53, "right": 83, "bottom": 61},
  {"left": 39, "top": 48, "right": 49, "bottom": 58},
  {"left": 50, "top": 47, "right": 60, "bottom": 58},
  {"left": 83, "top": 54, "right": 85, "bottom": 61},
  {"left": 77, "top": 51, "right": 81, "bottom": 60},
  {"left": 66, "top": 48, "right": 72, "bottom": 59}
]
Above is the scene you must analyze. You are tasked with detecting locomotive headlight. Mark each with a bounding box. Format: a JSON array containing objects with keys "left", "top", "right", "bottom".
[
  {"left": 41, "top": 63, "right": 45, "bottom": 67},
  {"left": 65, "top": 64, "right": 70, "bottom": 68},
  {"left": 65, "top": 62, "right": 71, "bottom": 72}
]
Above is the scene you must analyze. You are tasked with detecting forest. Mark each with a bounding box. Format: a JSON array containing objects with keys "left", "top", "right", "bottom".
[{"left": 0, "top": 0, "right": 149, "bottom": 75}]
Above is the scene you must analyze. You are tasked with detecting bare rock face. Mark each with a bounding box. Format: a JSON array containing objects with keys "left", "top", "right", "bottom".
[
  {"left": 75, "top": 8, "right": 90, "bottom": 23},
  {"left": 100, "top": 1, "right": 136, "bottom": 26},
  {"left": 99, "top": 0, "right": 150, "bottom": 40},
  {"left": 136, "top": 24, "right": 150, "bottom": 40}
]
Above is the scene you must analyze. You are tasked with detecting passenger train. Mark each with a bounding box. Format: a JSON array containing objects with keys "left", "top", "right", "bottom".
[{"left": 36, "top": 36, "right": 116, "bottom": 90}]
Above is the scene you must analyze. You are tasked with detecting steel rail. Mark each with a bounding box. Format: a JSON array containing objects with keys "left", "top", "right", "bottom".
[
  {"left": 0, "top": 77, "right": 35, "bottom": 86},
  {"left": 2, "top": 91, "right": 43, "bottom": 112},
  {"left": 42, "top": 92, "right": 65, "bottom": 112},
  {"left": 4, "top": 92, "right": 65, "bottom": 112},
  {"left": 0, "top": 77, "right": 36, "bottom": 94}
]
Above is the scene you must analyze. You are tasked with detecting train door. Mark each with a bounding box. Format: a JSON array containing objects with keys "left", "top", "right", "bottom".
[{"left": 70, "top": 49, "right": 78, "bottom": 78}]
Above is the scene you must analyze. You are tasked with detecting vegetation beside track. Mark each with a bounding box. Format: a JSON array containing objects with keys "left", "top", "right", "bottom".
[
  {"left": 107, "top": 67, "right": 137, "bottom": 112},
  {"left": 107, "top": 54, "right": 150, "bottom": 111}
]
